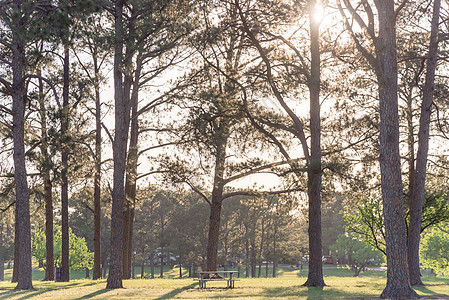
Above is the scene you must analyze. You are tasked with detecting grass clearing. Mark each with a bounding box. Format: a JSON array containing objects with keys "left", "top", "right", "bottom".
[{"left": 0, "top": 267, "right": 447, "bottom": 299}]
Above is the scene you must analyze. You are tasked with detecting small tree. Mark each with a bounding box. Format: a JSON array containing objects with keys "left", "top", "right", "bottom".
[
  {"left": 32, "top": 225, "right": 93, "bottom": 272},
  {"left": 331, "top": 233, "right": 383, "bottom": 277},
  {"left": 420, "top": 223, "right": 449, "bottom": 276}
]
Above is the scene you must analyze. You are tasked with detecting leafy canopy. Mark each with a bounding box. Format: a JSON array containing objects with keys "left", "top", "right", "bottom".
[{"left": 32, "top": 224, "right": 93, "bottom": 270}]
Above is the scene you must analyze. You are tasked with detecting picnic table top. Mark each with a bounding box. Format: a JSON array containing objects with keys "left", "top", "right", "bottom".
[{"left": 199, "top": 271, "right": 238, "bottom": 274}]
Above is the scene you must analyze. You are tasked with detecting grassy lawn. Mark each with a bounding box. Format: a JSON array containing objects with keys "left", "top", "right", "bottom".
[{"left": 0, "top": 266, "right": 447, "bottom": 299}]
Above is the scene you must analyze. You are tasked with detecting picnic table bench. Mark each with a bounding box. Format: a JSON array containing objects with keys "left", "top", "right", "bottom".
[{"left": 198, "top": 271, "right": 239, "bottom": 288}]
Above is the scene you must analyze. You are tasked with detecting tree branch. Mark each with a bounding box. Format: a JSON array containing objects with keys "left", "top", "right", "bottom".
[
  {"left": 224, "top": 158, "right": 304, "bottom": 185},
  {"left": 0, "top": 200, "right": 15, "bottom": 213},
  {"left": 23, "top": 74, "right": 61, "bottom": 107},
  {"left": 101, "top": 122, "right": 114, "bottom": 144},
  {"left": 235, "top": 0, "right": 310, "bottom": 162},
  {"left": 222, "top": 187, "right": 304, "bottom": 200},
  {"left": 185, "top": 180, "right": 210, "bottom": 205},
  {"left": 0, "top": 77, "right": 12, "bottom": 94}
]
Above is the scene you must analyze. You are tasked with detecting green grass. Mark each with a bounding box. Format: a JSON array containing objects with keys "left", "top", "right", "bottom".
[{"left": 0, "top": 266, "right": 447, "bottom": 299}]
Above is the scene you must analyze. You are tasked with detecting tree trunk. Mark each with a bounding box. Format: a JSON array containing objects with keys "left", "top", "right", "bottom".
[
  {"left": 272, "top": 221, "right": 277, "bottom": 278},
  {"left": 121, "top": 71, "right": 133, "bottom": 280},
  {"left": 93, "top": 53, "right": 102, "bottom": 280},
  {"left": 205, "top": 134, "right": 228, "bottom": 271},
  {"left": 150, "top": 254, "right": 155, "bottom": 279},
  {"left": 38, "top": 72, "right": 55, "bottom": 282},
  {"left": 160, "top": 250, "right": 164, "bottom": 278},
  {"left": 0, "top": 224, "right": 4, "bottom": 281},
  {"left": 250, "top": 226, "right": 256, "bottom": 278},
  {"left": 408, "top": 0, "right": 440, "bottom": 286},
  {"left": 123, "top": 58, "right": 141, "bottom": 280},
  {"left": 102, "top": 256, "right": 107, "bottom": 279},
  {"left": 141, "top": 260, "right": 145, "bottom": 279},
  {"left": 12, "top": 217, "right": 18, "bottom": 283},
  {"left": 12, "top": 9, "right": 33, "bottom": 288},
  {"left": 0, "top": 259, "right": 4, "bottom": 281},
  {"left": 61, "top": 45, "right": 70, "bottom": 283},
  {"left": 265, "top": 260, "right": 268, "bottom": 278},
  {"left": 122, "top": 203, "right": 130, "bottom": 279},
  {"left": 245, "top": 224, "right": 249, "bottom": 278},
  {"left": 179, "top": 263, "right": 182, "bottom": 278},
  {"left": 353, "top": 265, "right": 361, "bottom": 277},
  {"left": 304, "top": 0, "right": 324, "bottom": 287},
  {"left": 107, "top": 0, "right": 130, "bottom": 289},
  {"left": 375, "top": 1, "right": 418, "bottom": 298},
  {"left": 43, "top": 159, "right": 54, "bottom": 282},
  {"left": 406, "top": 80, "right": 414, "bottom": 241},
  {"left": 224, "top": 221, "right": 228, "bottom": 272},
  {"left": 258, "top": 219, "right": 265, "bottom": 278}
]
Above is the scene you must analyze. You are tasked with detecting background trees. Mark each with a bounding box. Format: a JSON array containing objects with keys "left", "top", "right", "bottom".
[
  {"left": 420, "top": 223, "right": 449, "bottom": 276},
  {"left": 331, "top": 233, "right": 383, "bottom": 277}
]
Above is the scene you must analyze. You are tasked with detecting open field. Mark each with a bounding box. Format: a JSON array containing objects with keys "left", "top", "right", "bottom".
[{"left": 1, "top": 266, "right": 448, "bottom": 299}]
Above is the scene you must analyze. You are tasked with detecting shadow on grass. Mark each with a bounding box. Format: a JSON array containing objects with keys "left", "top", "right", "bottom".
[
  {"left": 295, "top": 268, "right": 388, "bottom": 279},
  {"left": 0, "top": 288, "right": 55, "bottom": 300},
  {"left": 153, "top": 282, "right": 198, "bottom": 300},
  {"left": 296, "top": 268, "right": 355, "bottom": 279},
  {"left": 260, "top": 285, "right": 378, "bottom": 299},
  {"left": 0, "top": 280, "right": 102, "bottom": 300},
  {"left": 414, "top": 285, "right": 449, "bottom": 298},
  {"left": 78, "top": 288, "right": 110, "bottom": 299}
]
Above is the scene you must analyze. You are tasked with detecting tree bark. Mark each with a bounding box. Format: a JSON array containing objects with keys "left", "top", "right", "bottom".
[
  {"left": 61, "top": 45, "right": 70, "bottom": 283},
  {"left": 205, "top": 132, "right": 228, "bottom": 271},
  {"left": 106, "top": 0, "right": 130, "bottom": 289},
  {"left": 123, "top": 68, "right": 139, "bottom": 279},
  {"left": 93, "top": 50, "right": 102, "bottom": 280},
  {"left": 12, "top": 9, "right": 33, "bottom": 288},
  {"left": 245, "top": 224, "right": 249, "bottom": 278},
  {"left": 408, "top": 0, "right": 440, "bottom": 286},
  {"left": 375, "top": 1, "right": 418, "bottom": 298},
  {"left": 150, "top": 253, "right": 155, "bottom": 279},
  {"left": 38, "top": 71, "right": 55, "bottom": 282},
  {"left": 102, "top": 256, "right": 107, "bottom": 279},
  {"left": 265, "top": 260, "right": 268, "bottom": 278},
  {"left": 258, "top": 218, "right": 265, "bottom": 278},
  {"left": 304, "top": 0, "right": 324, "bottom": 287},
  {"left": 160, "top": 249, "right": 164, "bottom": 278},
  {"left": 12, "top": 214, "right": 18, "bottom": 283},
  {"left": 0, "top": 259, "right": 4, "bottom": 282},
  {"left": 250, "top": 229, "right": 256, "bottom": 278},
  {"left": 272, "top": 220, "right": 277, "bottom": 278},
  {"left": 42, "top": 133, "right": 54, "bottom": 283},
  {"left": 0, "top": 224, "right": 4, "bottom": 281}
]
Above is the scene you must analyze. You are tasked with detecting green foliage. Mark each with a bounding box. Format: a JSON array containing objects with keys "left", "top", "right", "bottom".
[
  {"left": 31, "top": 227, "right": 47, "bottom": 267},
  {"left": 330, "top": 233, "right": 384, "bottom": 276},
  {"left": 31, "top": 225, "right": 93, "bottom": 270},
  {"left": 420, "top": 223, "right": 449, "bottom": 276},
  {"left": 345, "top": 194, "right": 385, "bottom": 255},
  {"left": 322, "top": 195, "right": 346, "bottom": 255},
  {"left": 0, "top": 223, "right": 14, "bottom": 262},
  {"left": 345, "top": 190, "right": 449, "bottom": 255}
]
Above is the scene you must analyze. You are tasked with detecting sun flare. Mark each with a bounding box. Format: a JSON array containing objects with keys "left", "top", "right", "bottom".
[{"left": 311, "top": 2, "right": 325, "bottom": 24}]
